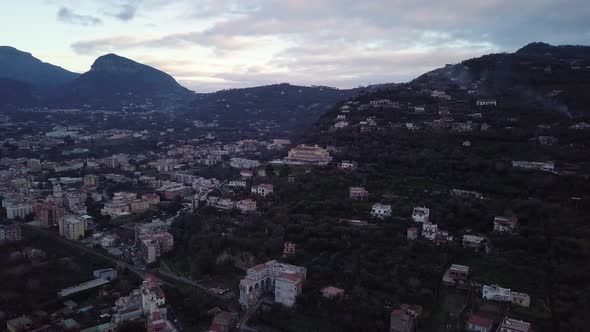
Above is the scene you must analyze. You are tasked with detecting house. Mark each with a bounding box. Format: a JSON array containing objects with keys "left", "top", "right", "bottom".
[
  {"left": 482, "top": 285, "right": 512, "bottom": 302},
  {"left": 511, "top": 292, "right": 531, "bottom": 307},
  {"left": 422, "top": 223, "right": 438, "bottom": 241},
  {"left": 493, "top": 216, "right": 518, "bottom": 233},
  {"left": 390, "top": 304, "right": 422, "bottom": 332},
  {"left": 463, "top": 235, "right": 486, "bottom": 250},
  {"left": 476, "top": 99, "right": 497, "bottom": 107},
  {"left": 228, "top": 180, "right": 247, "bottom": 188},
  {"left": 334, "top": 121, "right": 349, "bottom": 129},
  {"left": 371, "top": 203, "right": 392, "bottom": 219},
  {"left": 451, "top": 189, "right": 484, "bottom": 200},
  {"left": 338, "top": 160, "right": 358, "bottom": 170},
  {"left": 251, "top": 184, "right": 274, "bottom": 197},
  {"left": 436, "top": 229, "right": 452, "bottom": 246},
  {"left": 465, "top": 314, "right": 494, "bottom": 332},
  {"left": 236, "top": 199, "right": 257, "bottom": 213},
  {"left": 239, "top": 260, "right": 306, "bottom": 308},
  {"left": 511, "top": 161, "right": 555, "bottom": 172},
  {"left": 411, "top": 207, "right": 430, "bottom": 223},
  {"left": 496, "top": 317, "right": 532, "bottom": 332},
  {"left": 349, "top": 187, "right": 369, "bottom": 200},
  {"left": 321, "top": 286, "right": 345, "bottom": 299},
  {"left": 442, "top": 264, "right": 470, "bottom": 287},
  {"left": 283, "top": 242, "right": 296, "bottom": 256}
]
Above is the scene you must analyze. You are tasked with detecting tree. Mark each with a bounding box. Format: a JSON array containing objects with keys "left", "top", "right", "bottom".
[
  {"left": 279, "top": 164, "right": 291, "bottom": 177},
  {"left": 265, "top": 163, "right": 275, "bottom": 176}
]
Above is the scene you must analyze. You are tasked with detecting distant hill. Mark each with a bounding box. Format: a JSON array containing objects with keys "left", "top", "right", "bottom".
[
  {"left": 0, "top": 46, "right": 79, "bottom": 93},
  {"left": 52, "top": 53, "right": 194, "bottom": 109},
  {"left": 515, "top": 42, "right": 590, "bottom": 59},
  {"left": 186, "top": 83, "right": 396, "bottom": 133},
  {"left": 413, "top": 42, "right": 590, "bottom": 115},
  {"left": 302, "top": 42, "right": 590, "bottom": 155}
]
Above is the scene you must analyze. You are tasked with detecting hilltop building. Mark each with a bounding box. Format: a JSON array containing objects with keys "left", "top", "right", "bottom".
[{"left": 285, "top": 145, "right": 332, "bottom": 165}]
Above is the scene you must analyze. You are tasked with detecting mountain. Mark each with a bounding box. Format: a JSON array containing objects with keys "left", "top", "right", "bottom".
[
  {"left": 0, "top": 78, "right": 39, "bottom": 107},
  {"left": 515, "top": 42, "right": 590, "bottom": 59},
  {"left": 412, "top": 42, "right": 590, "bottom": 115},
  {"left": 53, "top": 53, "right": 194, "bottom": 109},
  {"left": 0, "top": 46, "right": 79, "bottom": 93}
]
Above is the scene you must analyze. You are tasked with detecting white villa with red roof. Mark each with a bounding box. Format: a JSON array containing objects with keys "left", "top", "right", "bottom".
[
  {"left": 239, "top": 260, "right": 306, "bottom": 308},
  {"left": 251, "top": 184, "right": 274, "bottom": 197}
]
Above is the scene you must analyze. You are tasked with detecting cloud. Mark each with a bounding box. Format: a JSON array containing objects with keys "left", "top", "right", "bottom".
[
  {"left": 57, "top": 7, "right": 102, "bottom": 26},
  {"left": 104, "top": 0, "right": 141, "bottom": 21},
  {"left": 67, "top": 0, "right": 590, "bottom": 91}
]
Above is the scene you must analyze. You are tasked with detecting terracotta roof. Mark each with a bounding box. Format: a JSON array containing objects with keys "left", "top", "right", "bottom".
[
  {"left": 277, "top": 273, "right": 301, "bottom": 283},
  {"left": 251, "top": 264, "right": 267, "bottom": 272},
  {"left": 321, "top": 286, "right": 345, "bottom": 296}
]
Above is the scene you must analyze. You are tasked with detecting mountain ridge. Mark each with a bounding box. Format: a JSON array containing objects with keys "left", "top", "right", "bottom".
[{"left": 0, "top": 46, "right": 79, "bottom": 93}]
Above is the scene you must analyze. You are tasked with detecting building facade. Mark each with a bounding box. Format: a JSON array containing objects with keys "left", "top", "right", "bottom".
[{"left": 239, "top": 260, "right": 306, "bottom": 308}]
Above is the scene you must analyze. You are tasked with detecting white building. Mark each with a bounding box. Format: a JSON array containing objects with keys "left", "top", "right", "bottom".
[
  {"left": 462, "top": 234, "right": 486, "bottom": 250},
  {"left": 370, "top": 203, "right": 392, "bottom": 219},
  {"left": 228, "top": 180, "right": 247, "bottom": 188},
  {"left": 412, "top": 207, "right": 430, "bottom": 223},
  {"left": 338, "top": 160, "right": 357, "bottom": 170},
  {"left": 275, "top": 273, "right": 303, "bottom": 307},
  {"left": 251, "top": 184, "right": 274, "bottom": 197},
  {"left": 511, "top": 161, "right": 555, "bottom": 173},
  {"left": 482, "top": 285, "right": 512, "bottom": 302},
  {"left": 334, "top": 121, "right": 349, "bottom": 129},
  {"left": 476, "top": 99, "right": 497, "bottom": 107},
  {"left": 141, "top": 275, "right": 166, "bottom": 317},
  {"left": 422, "top": 222, "right": 438, "bottom": 241},
  {"left": 239, "top": 260, "right": 306, "bottom": 308},
  {"left": 230, "top": 158, "right": 261, "bottom": 169},
  {"left": 60, "top": 215, "right": 86, "bottom": 240},
  {"left": 6, "top": 203, "right": 33, "bottom": 220},
  {"left": 493, "top": 216, "right": 518, "bottom": 233}
]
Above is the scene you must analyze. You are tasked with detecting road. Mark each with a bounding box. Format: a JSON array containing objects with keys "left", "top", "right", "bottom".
[
  {"left": 155, "top": 268, "right": 229, "bottom": 301},
  {"left": 22, "top": 223, "right": 230, "bottom": 300},
  {"left": 237, "top": 299, "right": 263, "bottom": 332}
]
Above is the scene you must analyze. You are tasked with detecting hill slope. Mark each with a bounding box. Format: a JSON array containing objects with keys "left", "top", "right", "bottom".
[
  {"left": 0, "top": 46, "right": 79, "bottom": 93},
  {"left": 52, "top": 53, "right": 194, "bottom": 109},
  {"left": 413, "top": 42, "right": 590, "bottom": 115},
  {"left": 186, "top": 83, "right": 395, "bottom": 135}
]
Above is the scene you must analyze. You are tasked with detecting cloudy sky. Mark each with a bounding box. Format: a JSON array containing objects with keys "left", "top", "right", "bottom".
[{"left": 3, "top": 0, "right": 589, "bottom": 92}]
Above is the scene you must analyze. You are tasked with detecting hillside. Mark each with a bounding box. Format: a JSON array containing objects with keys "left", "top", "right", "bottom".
[
  {"left": 185, "top": 83, "right": 394, "bottom": 135},
  {"left": 0, "top": 78, "right": 39, "bottom": 107},
  {"left": 0, "top": 46, "right": 79, "bottom": 93},
  {"left": 413, "top": 42, "right": 590, "bottom": 115},
  {"left": 52, "top": 54, "right": 194, "bottom": 109},
  {"left": 286, "top": 42, "right": 590, "bottom": 330}
]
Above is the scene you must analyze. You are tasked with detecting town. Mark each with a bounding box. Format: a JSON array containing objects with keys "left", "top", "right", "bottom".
[{"left": 1, "top": 27, "right": 590, "bottom": 332}]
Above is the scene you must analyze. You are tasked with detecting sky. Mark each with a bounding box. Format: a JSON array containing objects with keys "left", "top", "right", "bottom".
[{"left": 2, "top": 0, "right": 590, "bottom": 92}]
